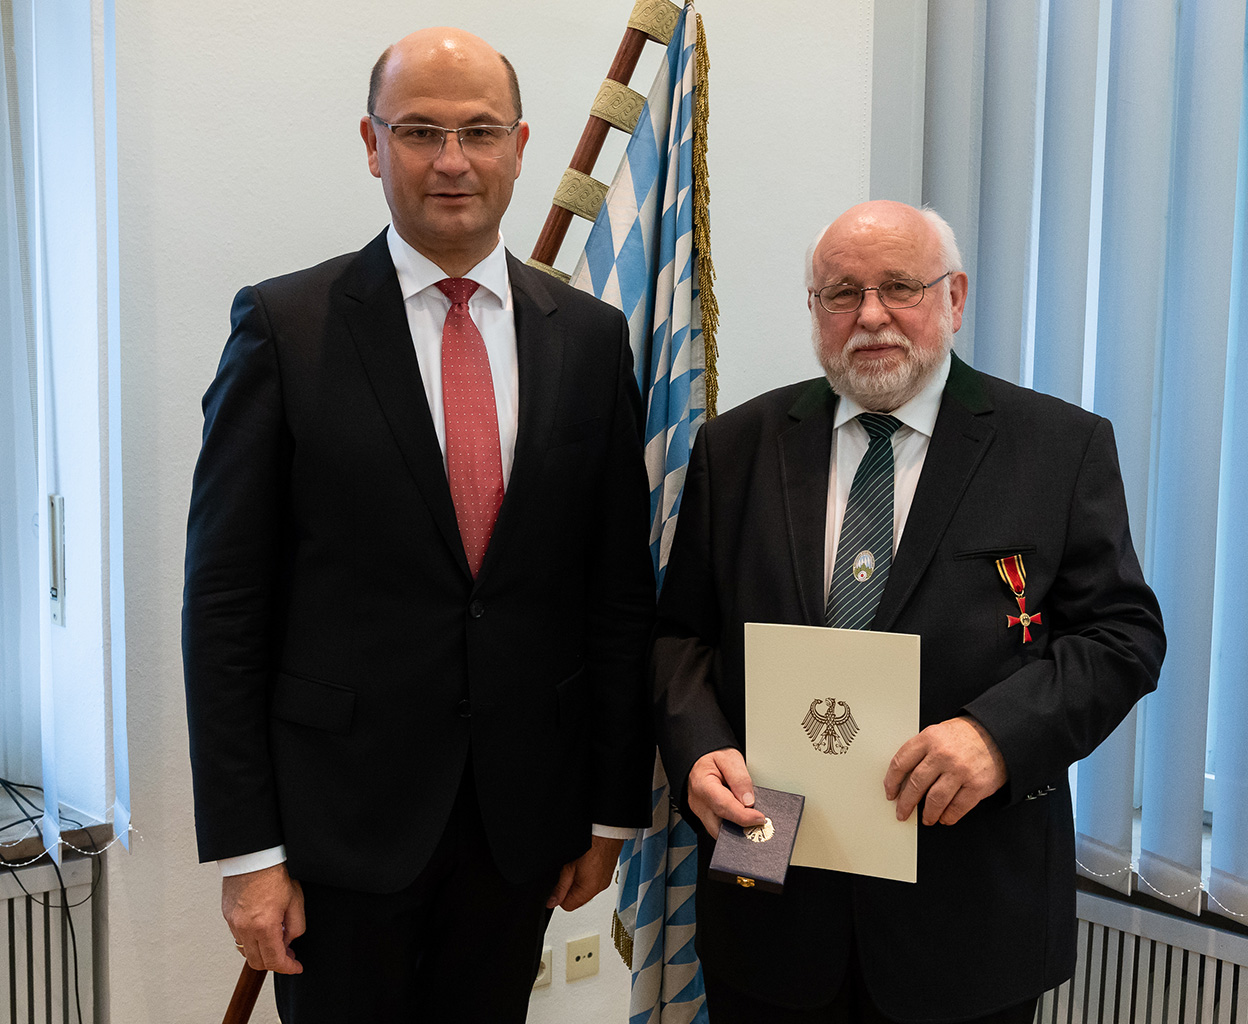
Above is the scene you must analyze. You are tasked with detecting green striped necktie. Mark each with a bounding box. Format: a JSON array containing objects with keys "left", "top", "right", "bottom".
[{"left": 825, "top": 413, "right": 903, "bottom": 629}]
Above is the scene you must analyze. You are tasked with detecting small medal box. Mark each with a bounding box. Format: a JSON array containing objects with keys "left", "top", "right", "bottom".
[{"left": 707, "top": 786, "right": 805, "bottom": 894}]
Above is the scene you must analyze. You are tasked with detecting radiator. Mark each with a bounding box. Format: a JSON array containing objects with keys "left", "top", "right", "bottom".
[
  {"left": 1038, "top": 890, "right": 1247, "bottom": 1023},
  {"left": 0, "top": 856, "right": 94, "bottom": 1024}
]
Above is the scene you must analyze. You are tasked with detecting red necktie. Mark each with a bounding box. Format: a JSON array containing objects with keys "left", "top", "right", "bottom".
[{"left": 436, "top": 277, "right": 504, "bottom": 576}]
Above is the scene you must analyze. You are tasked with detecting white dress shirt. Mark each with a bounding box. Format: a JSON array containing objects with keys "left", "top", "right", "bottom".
[
  {"left": 824, "top": 353, "right": 952, "bottom": 599},
  {"left": 387, "top": 226, "right": 521, "bottom": 483},
  {"left": 220, "top": 229, "right": 627, "bottom": 878}
]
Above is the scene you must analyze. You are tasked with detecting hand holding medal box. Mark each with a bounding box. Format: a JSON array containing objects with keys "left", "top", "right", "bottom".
[
  {"left": 743, "top": 622, "right": 920, "bottom": 883},
  {"left": 708, "top": 786, "right": 806, "bottom": 893}
]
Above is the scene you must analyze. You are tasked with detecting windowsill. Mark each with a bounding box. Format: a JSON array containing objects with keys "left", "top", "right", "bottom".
[
  {"left": 0, "top": 786, "right": 115, "bottom": 866},
  {"left": 1077, "top": 874, "right": 1248, "bottom": 941}
]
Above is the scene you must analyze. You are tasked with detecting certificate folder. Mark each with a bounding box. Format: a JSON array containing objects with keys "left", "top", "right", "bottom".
[
  {"left": 708, "top": 786, "right": 805, "bottom": 894},
  {"left": 744, "top": 622, "right": 920, "bottom": 883}
]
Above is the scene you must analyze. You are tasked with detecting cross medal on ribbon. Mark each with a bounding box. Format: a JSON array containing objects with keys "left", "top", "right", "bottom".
[{"left": 996, "top": 554, "right": 1041, "bottom": 643}]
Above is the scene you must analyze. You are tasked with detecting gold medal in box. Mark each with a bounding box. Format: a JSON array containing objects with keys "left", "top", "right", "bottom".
[{"left": 707, "top": 786, "right": 805, "bottom": 894}]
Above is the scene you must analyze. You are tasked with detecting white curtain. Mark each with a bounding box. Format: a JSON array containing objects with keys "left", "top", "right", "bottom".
[
  {"left": 0, "top": 0, "right": 129, "bottom": 862},
  {"left": 924, "top": 0, "right": 1248, "bottom": 924},
  {"left": 0, "top": 0, "right": 40, "bottom": 794}
]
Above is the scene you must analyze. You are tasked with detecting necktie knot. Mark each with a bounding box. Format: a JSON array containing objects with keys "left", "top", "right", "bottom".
[
  {"left": 436, "top": 277, "right": 480, "bottom": 307},
  {"left": 858, "top": 413, "right": 902, "bottom": 443}
]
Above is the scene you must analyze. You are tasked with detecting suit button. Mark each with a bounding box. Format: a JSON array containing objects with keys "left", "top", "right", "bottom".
[
  {"left": 457, "top": 700, "right": 472, "bottom": 718},
  {"left": 469, "top": 600, "right": 485, "bottom": 618}
]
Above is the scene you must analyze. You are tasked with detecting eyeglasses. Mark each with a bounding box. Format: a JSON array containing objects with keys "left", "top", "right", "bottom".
[
  {"left": 812, "top": 272, "right": 951, "bottom": 314},
  {"left": 369, "top": 115, "right": 521, "bottom": 160}
]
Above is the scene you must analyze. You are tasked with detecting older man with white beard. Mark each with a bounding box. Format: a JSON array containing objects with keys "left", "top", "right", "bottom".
[{"left": 651, "top": 200, "right": 1164, "bottom": 1023}]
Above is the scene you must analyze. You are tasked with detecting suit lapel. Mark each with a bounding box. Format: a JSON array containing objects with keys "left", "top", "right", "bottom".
[
  {"left": 873, "top": 354, "right": 995, "bottom": 631},
  {"left": 478, "top": 255, "right": 563, "bottom": 575},
  {"left": 338, "top": 230, "right": 467, "bottom": 574},
  {"left": 778, "top": 379, "right": 836, "bottom": 625}
]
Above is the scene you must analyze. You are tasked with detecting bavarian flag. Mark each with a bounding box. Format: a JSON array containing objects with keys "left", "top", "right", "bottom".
[{"left": 569, "top": 4, "right": 716, "bottom": 1021}]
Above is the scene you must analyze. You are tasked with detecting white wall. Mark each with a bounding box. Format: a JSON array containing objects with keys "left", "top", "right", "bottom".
[{"left": 104, "top": 2, "right": 880, "bottom": 1020}]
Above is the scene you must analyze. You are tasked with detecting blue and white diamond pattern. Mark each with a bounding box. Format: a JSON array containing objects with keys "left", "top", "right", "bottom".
[{"left": 569, "top": 6, "right": 709, "bottom": 1022}]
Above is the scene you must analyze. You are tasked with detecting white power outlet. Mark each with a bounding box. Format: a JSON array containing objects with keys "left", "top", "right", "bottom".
[
  {"left": 533, "top": 946, "right": 553, "bottom": 988},
  {"left": 566, "top": 934, "right": 600, "bottom": 981}
]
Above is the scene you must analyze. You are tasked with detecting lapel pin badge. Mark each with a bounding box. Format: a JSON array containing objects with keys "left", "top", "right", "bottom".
[{"left": 852, "top": 550, "right": 875, "bottom": 581}]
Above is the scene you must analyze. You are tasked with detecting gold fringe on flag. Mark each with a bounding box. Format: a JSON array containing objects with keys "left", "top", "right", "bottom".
[
  {"left": 611, "top": 907, "right": 635, "bottom": 968},
  {"left": 692, "top": 10, "right": 719, "bottom": 418}
]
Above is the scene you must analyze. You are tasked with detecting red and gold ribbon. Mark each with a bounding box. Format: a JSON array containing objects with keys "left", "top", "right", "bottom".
[{"left": 996, "top": 554, "right": 1041, "bottom": 643}]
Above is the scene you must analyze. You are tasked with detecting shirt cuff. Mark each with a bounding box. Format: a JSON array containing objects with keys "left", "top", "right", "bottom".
[
  {"left": 218, "top": 845, "right": 287, "bottom": 877},
  {"left": 592, "top": 824, "right": 638, "bottom": 841}
]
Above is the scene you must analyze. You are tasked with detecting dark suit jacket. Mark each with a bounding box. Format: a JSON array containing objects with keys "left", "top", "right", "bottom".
[
  {"left": 652, "top": 355, "right": 1165, "bottom": 1021},
  {"left": 183, "top": 230, "right": 655, "bottom": 893}
]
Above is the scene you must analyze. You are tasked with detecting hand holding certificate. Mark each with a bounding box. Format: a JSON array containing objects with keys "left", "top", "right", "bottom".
[
  {"left": 743, "top": 622, "right": 921, "bottom": 883},
  {"left": 883, "top": 713, "right": 1009, "bottom": 826}
]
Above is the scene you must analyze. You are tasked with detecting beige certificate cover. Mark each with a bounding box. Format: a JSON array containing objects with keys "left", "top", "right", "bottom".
[{"left": 744, "top": 622, "right": 919, "bottom": 883}]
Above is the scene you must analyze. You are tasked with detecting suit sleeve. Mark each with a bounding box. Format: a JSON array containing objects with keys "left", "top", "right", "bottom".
[
  {"left": 182, "top": 285, "right": 290, "bottom": 862},
  {"left": 581, "top": 311, "right": 659, "bottom": 827},
  {"left": 651, "top": 423, "right": 743, "bottom": 818},
  {"left": 963, "top": 417, "right": 1165, "bottom": 803}
]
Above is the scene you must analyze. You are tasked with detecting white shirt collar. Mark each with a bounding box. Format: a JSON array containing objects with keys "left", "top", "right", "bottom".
[
  {"left": 385, "top": 224, "right": 510, "bottom": 305},
  {"left": 833, "top": 351, "right": 953, "bottom": 438}
]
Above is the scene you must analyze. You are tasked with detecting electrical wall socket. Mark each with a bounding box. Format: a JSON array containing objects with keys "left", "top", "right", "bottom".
[
  {"left": 533, "top": 946, "right": 553, "bottom": 988},
  {"left": 565, "top": 934, "right": 600, "bottom": 981}
]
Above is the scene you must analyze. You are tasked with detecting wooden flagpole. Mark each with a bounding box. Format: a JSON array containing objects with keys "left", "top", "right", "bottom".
[{"left": 527, "top": 1, "right": 684, "bottom": 279}]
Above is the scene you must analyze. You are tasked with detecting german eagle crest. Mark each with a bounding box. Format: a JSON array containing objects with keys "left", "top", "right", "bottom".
[{"left": 801, "top": 698, "right": 858, "bottom": 755}]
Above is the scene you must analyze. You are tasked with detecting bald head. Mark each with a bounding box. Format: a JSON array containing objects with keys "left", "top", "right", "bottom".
[
  {"left": 368, "top": 28, "right": 521, "bottom": 120},
  {"left": 809, "top": 201, "right": 962, "bottom": 290}
]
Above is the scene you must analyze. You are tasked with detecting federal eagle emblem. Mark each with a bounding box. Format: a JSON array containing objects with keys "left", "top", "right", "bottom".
[
  {"left": 744, "top": 817, "right": 775, "bottom": 843},
  {"left": 801, "top": 697, "right": 859, "bottom": 755}
]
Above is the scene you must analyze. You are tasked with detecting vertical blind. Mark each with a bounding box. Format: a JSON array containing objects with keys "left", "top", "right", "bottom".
[
  {"left": 924, "top": 0, "right": 1248, "bottom": 924},
  {"left": 0, "top": 0, "right": 129, "bottom": 862}
]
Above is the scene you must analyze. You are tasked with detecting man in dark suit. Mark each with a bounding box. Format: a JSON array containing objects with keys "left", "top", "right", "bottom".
[
  {"left": 182, "top": 27, "right": 655, "bottom": 1023},
  {"left": 652, "top": 200, "right": 1165, "bottom": 1023}
]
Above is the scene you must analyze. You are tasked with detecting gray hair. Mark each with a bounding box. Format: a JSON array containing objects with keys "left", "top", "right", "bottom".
[
  {"left": 803, "top": 223, "right": 831, "bottom": 291},
  {"left": 920, "top": 207, "right": 964, "bottom": 275}
]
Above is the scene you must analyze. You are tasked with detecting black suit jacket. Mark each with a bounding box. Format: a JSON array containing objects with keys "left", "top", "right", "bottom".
[
  {"left": 183, "top": 231, "right": 655, "bottom": 893},
  {"left": 652, "top": 355, "right": 1165, "bottom": 1021}
]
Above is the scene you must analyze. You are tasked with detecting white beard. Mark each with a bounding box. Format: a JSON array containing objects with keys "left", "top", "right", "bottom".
[{"left": 813, "top": 307, "right": 954, "bottom": 412}]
